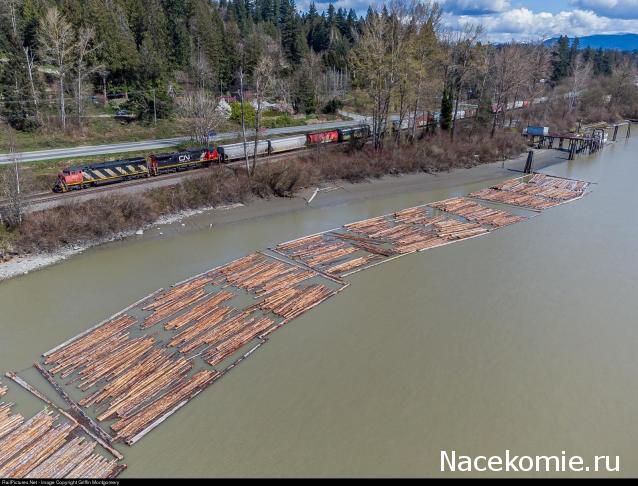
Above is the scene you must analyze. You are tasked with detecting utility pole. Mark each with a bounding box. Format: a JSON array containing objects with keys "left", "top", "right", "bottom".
[
  {"left": 239, "top": 65, "right": 249, "bottom": 174},
  {"left": 152, "top": 88, "right": 157, "bottom": 125}
]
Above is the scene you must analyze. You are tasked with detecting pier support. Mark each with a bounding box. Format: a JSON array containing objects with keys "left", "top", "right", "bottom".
[{"left": 523, "top": 150, "right": 534, "bottom": 174}]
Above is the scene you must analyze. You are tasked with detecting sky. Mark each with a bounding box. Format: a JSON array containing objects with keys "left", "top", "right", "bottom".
[{"left": 299, "top": 0, "right": 638, "bottom": 41}]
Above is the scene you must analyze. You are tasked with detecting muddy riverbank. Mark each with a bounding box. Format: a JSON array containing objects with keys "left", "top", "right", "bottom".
[{"left": 0, "top": 148, "right": 562, "bottom": 282}]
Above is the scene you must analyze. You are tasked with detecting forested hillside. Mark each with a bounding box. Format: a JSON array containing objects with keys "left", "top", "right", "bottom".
[{"left": 1, "top": 0, "right": 637, "bottom": 143}]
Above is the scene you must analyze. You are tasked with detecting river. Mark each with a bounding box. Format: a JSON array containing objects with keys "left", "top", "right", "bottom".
[{"left": 0, "top": 134, "right": 636, "bottom": 477}]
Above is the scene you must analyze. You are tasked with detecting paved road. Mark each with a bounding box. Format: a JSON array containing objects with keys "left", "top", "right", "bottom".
[{"left": 0, "top": 119, "right": 368, "bottom": 165}]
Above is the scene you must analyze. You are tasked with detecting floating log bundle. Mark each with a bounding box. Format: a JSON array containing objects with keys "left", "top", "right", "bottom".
[
  {"left": 44, "top": 314, "right": 136, "bottom": 372},
  {"left": 142, "top": 289, "right": 207, "bottom": 329},
  {"left": 142, "top": 276, "right": 214, "bottom": 312},
  {"left": 429, "top": 197, "right": 526, "bottom": 227},
  {"left": 495, "top": 179, "right": 582, "bottom": 201},
  {"left": 433, "top": 219, "right": 489, "bottom": 241},
  {"left": 0, "top": 406, "right": 122, "bottom": 478},
  {"left": 469, "top": 187, "right": 559, "bottom": 210},
  {"left": 203, "top": 317, "right": 275, "bottom": 366},
  {"left": 163, "top": 290, "right": 235, "bottom": 330},
  {"left": 470, "top": 174, "right": 589, "bottom": 210},
  {"left": 0, "top": 384, "right": 6, "bottom": 397},
  {"left": 259, "top": 284, "right": 334, "bottom": 320},
  {"left": 0, "top": 403, "right": 23, "bottom": 439},
  {"left": 23, "top": 171, "right": 593, "bottom": 458},
  {"left": 528, "top": 173, "right": 589, "bottom": 192},
  {"left": 111, "top": 370, "right": 220, "bottom": 445}
]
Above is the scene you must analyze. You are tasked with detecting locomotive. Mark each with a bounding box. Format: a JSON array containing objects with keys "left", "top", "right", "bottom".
[
  {"left": 53, "top": 125, "right": 370, "bottom": 193},
  {"left": 53, "top": 148, "right": 219, "bottom": 192}
]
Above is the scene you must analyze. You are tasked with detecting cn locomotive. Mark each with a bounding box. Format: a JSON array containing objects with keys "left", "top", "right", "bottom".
[{"left": 53, "top": 125, "right": 370, "bottom": 193}]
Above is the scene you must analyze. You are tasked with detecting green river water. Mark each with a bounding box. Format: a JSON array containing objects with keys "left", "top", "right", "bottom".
[{"left": 0, "top": 134, "right": 636, "bottom": 477}]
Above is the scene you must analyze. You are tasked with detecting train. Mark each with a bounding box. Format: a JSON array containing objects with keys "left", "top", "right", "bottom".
[{"left": 52, "top": 125, "right": 370, "bottom": 192}]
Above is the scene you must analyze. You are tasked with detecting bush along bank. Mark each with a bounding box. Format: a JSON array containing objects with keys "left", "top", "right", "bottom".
[{"left": 1, "top": 131, "right": 527, "bottom": 260}]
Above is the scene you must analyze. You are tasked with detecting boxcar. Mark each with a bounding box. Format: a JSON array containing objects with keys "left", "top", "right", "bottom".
[
  {"left": 338, "top": 126, "right": 369, "bottom": 142},
  {"left": 307, "top": 130, "right": 339, "bottom": 144},
  {"left": 270, "top": 135, "right": 307, "bottom": 153}
]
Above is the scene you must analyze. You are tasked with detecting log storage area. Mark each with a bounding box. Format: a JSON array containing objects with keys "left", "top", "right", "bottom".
[
  {"left": 1, "top": 170, "right": 592, "bottom": 474},
  {"left": 0, "top": 395, "right": 124, "bottom": 478},
  {"left": 469, "top": 174, "right": 591, "bottom": 210},
  {"left": 428, "top": 197, "right": 526, "bottom": 228},
  {"left": 30, "top": 250, "right": 347, "bottom": 451}
]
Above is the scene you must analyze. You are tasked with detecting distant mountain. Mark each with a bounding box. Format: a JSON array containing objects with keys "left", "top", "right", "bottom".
[{"left": 544, "top": 34, "right": 638, "bottom": 51}]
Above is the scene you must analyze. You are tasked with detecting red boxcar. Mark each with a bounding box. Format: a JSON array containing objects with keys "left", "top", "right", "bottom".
[{"left": 307, "top": 130, "right": 339, "bottom": 144}]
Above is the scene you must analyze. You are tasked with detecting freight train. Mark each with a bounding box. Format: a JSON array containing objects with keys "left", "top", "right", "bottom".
[{"left": 52, "top": 125, "right": 370, "bottom": 192}]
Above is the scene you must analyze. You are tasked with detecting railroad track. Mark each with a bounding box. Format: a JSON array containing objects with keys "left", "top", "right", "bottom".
[{"left": 1, "top": 146, "right": 323, "bottom": 210}]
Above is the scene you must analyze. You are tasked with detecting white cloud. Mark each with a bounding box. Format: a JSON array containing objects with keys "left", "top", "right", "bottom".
[
  {"left": 570, "top": 0, "right": 638, "bottom": 19},
  {"left": 446, "top": 7, "right": 638, "bottom": 41},
  {"left": 442, "top": 0, "right": 510, "bottom": 16}
]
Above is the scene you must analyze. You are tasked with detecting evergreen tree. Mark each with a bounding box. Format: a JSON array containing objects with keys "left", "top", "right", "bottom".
[
  {"left": 440, "top": 88, "right": 453, "bottom": 130},
  {"left": 551, "top": 35, "right": 571, "bottom": 83}
]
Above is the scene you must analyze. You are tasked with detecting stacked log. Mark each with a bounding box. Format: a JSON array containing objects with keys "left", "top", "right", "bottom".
[
  {"left": 469, "top": 188, "right": 558, "bottom": 210},
  {"left": 255, "top": 270, "right": 316, "bottom": 296},
  {"left": 167, "top": 307, "right": 235, "bottom": 349},
  {"left": 433, "top": 219, "right": 489, "bottom": 241},
  {"left": 210, "top": 253, "right": 263, "bottom": 281},
  {"left": 344, "top": 215, "right": 389, "bottom": 234},
  {"left": 259, "top": 284, "right": 334, "bottom": 320},
  {"left": 44, "top": 315, "right": 137, "bottom": 375},
  {"left": 277, "top": 235, "right": 324, "bottom": 251},
  {"left": 163, "top": 290, "right": 234, "bottom": 330},
  {"left": 25, "top": 437, "right": 95, "bottom": 478},
  {"left": 496, "top": 179, "right": 582, "bottom": 201},
  {"left": 0, "top": 404, "right": 23, "bottom": 439},
  {"left": 142, "top": 289, "right": 207, "bottom": 329},
  {"left": 75, "top": 336, "right": 156, "bottom": 391},
  {"left": 429, "top": 197, "right": 526, "bottom": 227},
  {"left": 65, "top": 455, "right": 119, "bottom": 478},
  {"left": 0, "top": 405, "right": 122, "bottom": 478},
  {"left": 176, "top": 311, "right": 262, "bottom": 354},
  {"left": 224, "top": 260, "right": 294, "bottom": 291},
  {"left": 330, "top": 233, "right": 394, "bottom": 257},
  {"left": 393, "top": 207, "right": 432, "bottom": 224},
  {"left": 142, "top": 276, "right": 214, "bottom": 312},
  {"left": 111, "top": 370, "right": 220, "bottom": 445},
  {"left": 203, "top": 317, "right": 275, "bottom": 366},
  {"left": 394, "top": 232, "right": 445, "bottom": 253},
  {"left": 528, "top": 173, "right": 589, "bottom": 192},
  {"left": 326, "top": 255, "right": 376, "bottom": 275},
  {"left": 79, "top": 351, "right": 193, "bottom": 421},
  {"left": 0, "top": 410, "right": 57, "bottom": 465},
  {"left": 0, "top": 422, "right": 74, "bottom": 478}
]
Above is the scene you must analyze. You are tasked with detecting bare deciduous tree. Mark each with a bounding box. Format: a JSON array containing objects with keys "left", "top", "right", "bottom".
[
  {"left": 1, "top": 128, "right": 24, "bottom": 227},
  {"left": 75, "top": 27, "right": 101, "bottom": 127},
  {"left": 39, "top": 6, "right": 76, "bottom": 130},
  {"left": 445, "top": 23, "right": 483, "bottom": 139},
  {"left": 177, "top": 90, "right": 224, "bottom": 146}
]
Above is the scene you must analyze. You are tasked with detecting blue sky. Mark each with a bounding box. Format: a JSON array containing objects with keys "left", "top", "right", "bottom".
[{"left": 300, "top": 1, "right": 638, "bottom": 41}]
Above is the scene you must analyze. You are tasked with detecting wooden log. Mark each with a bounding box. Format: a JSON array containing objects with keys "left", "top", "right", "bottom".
[{"left": 33, "top": 363, "right": 116, "bottom": 447}]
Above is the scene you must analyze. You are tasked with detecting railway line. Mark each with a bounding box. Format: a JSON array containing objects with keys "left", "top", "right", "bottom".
[{"left": 1, "top": 145, "right": 321, "bottom": 212}]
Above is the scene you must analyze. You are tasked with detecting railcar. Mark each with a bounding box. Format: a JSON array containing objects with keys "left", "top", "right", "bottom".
[
  {"left": 269, "top": 135, "right": 307, "bottom": 153},
  {"left": 218, "top": 140, "right": 271, "bottom": 161},
  {"left": 53, "top": 157, "right": 149, "bottom": 192},
  {"left": 307, "top": 130, "right": 339, "bottom": 144},
  {"left": 337, "top": 125, "right": 370, "bottom": 141},
  {"left": 149, "top": 148, "right": 218, "bottom": 175}
]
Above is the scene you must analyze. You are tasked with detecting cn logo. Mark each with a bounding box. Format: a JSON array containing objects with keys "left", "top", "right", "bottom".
[{"left": 178, "top": 154, "right": 192, "bottom": 162}]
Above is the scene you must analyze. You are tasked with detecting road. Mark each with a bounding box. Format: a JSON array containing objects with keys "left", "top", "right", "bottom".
[{"left": 0, "top": 119, "right": 368, "bottom": 165}]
